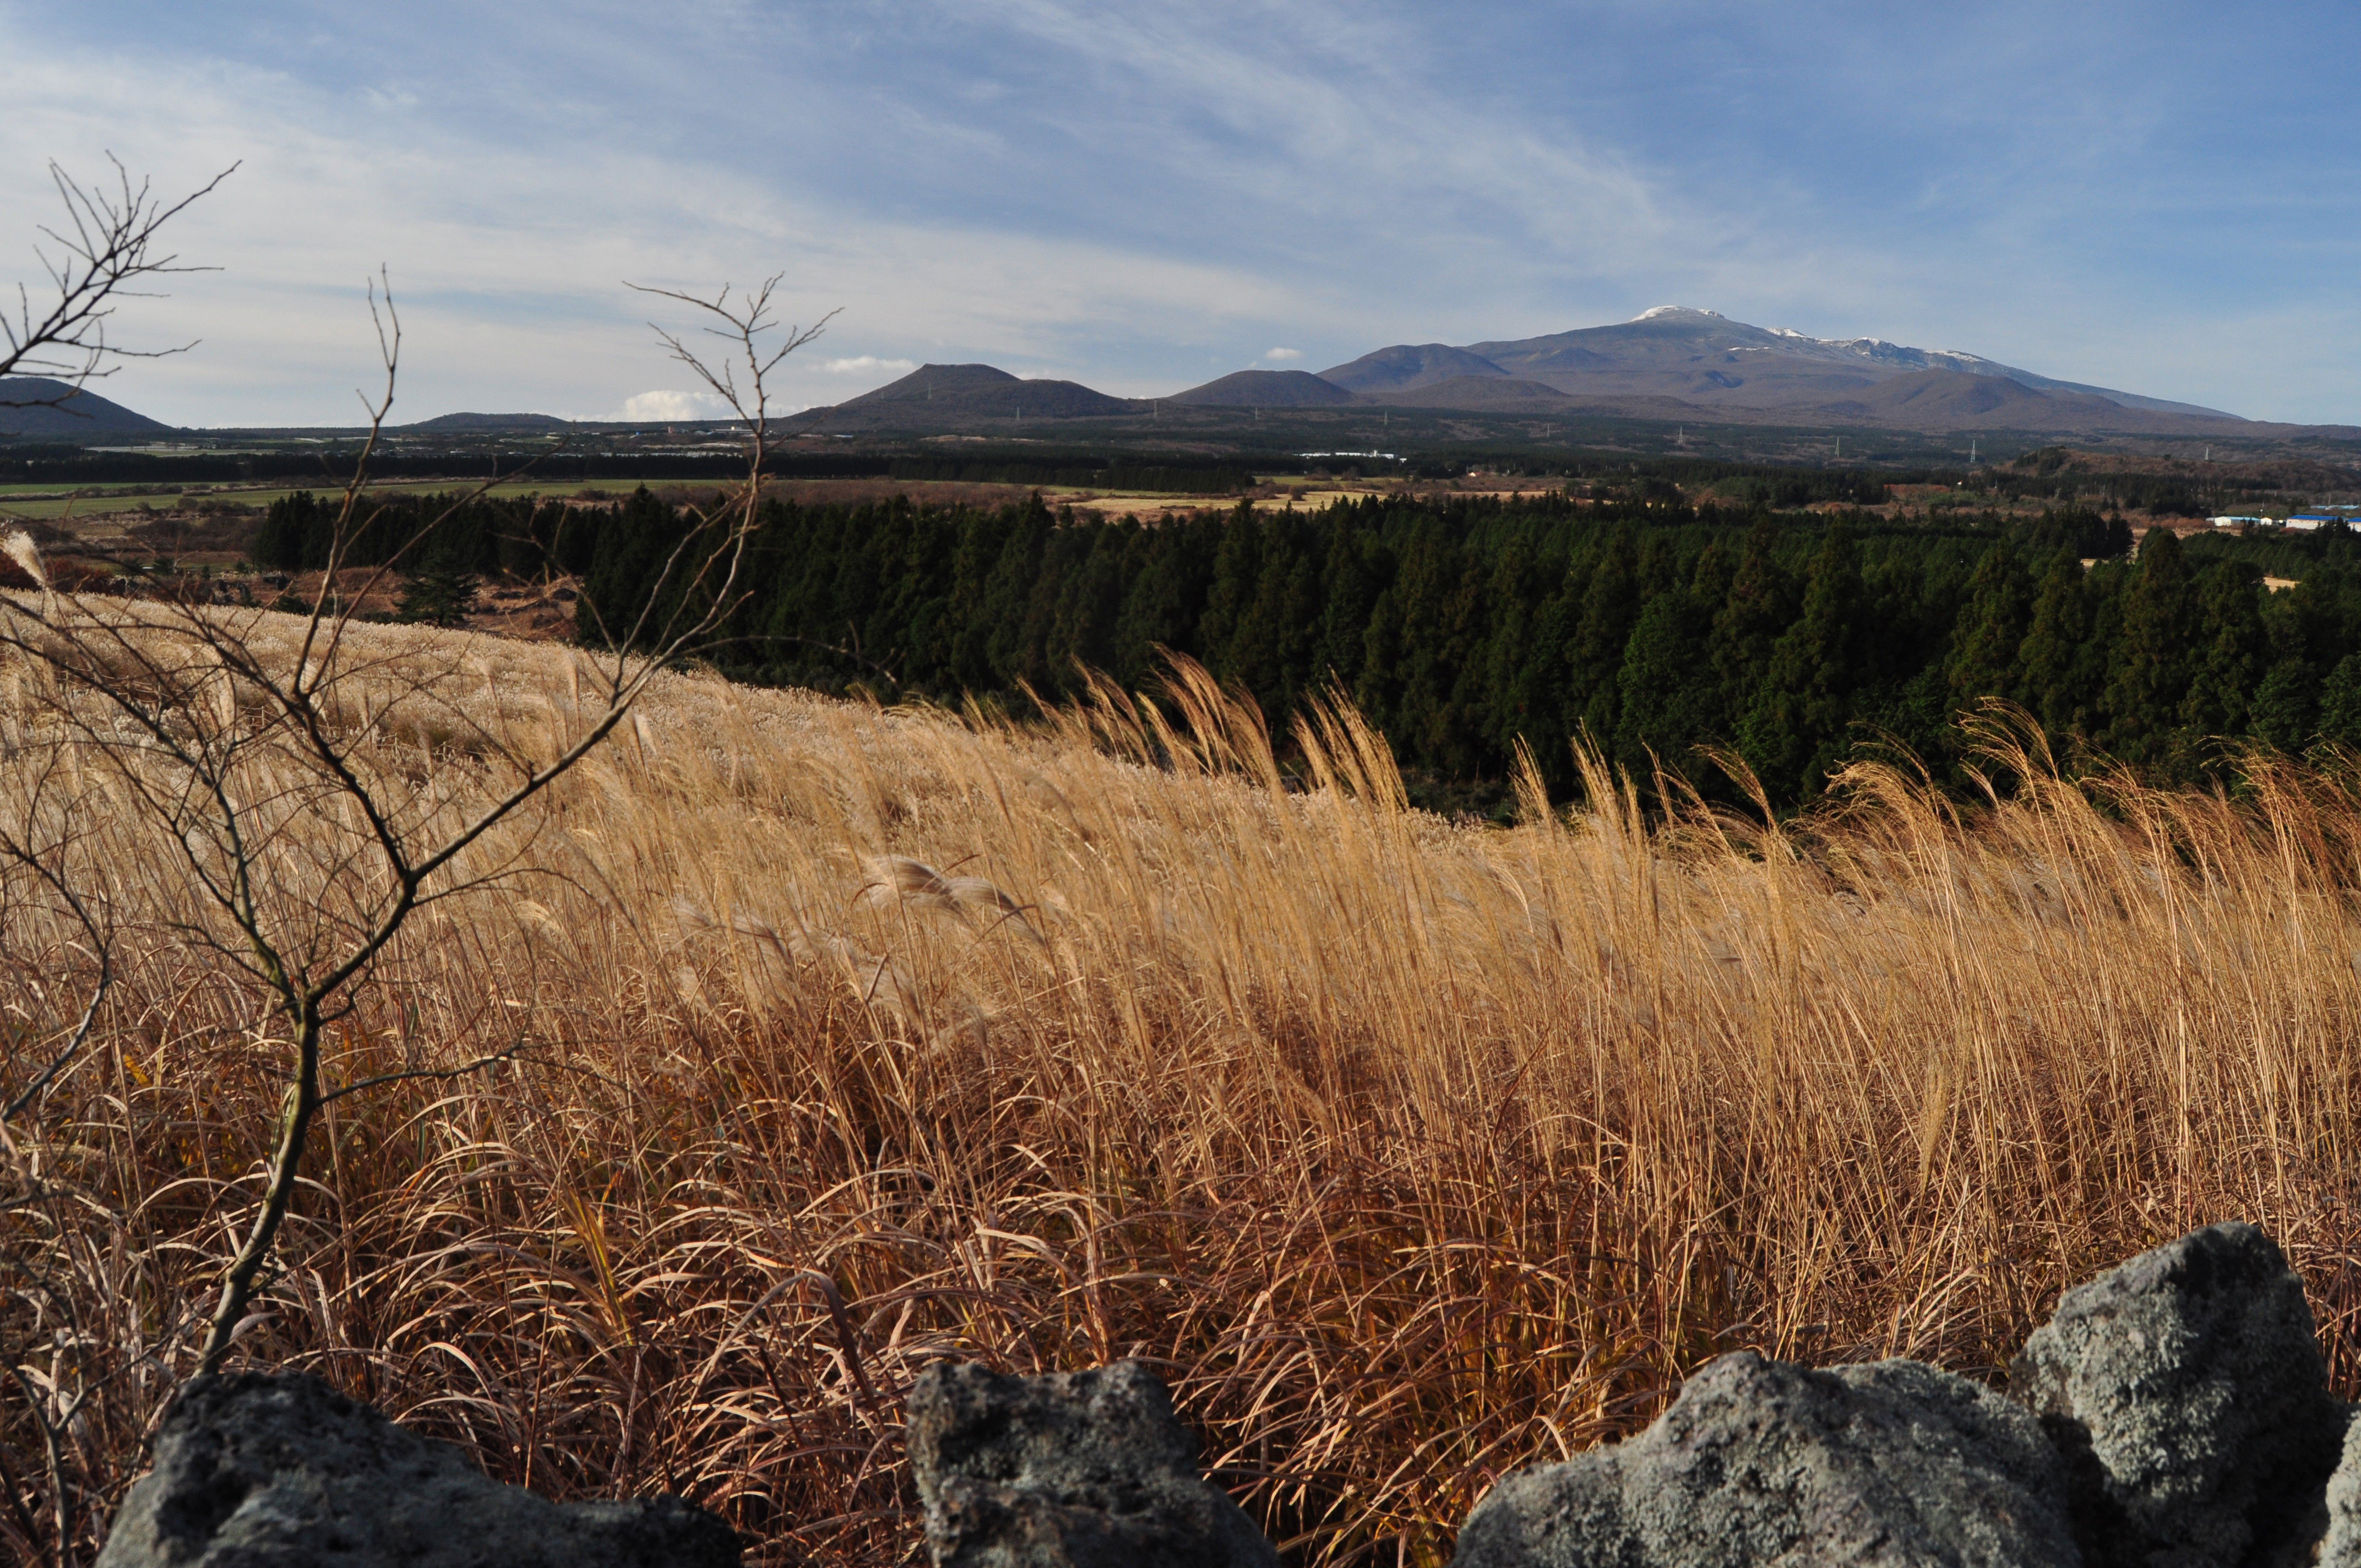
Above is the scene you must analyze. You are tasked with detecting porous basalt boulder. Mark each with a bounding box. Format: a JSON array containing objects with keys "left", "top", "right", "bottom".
[
  {"left": 2009, "top": 1221, "right": 2349, "bottom": 1567},
  {"left": 2319, "top": 1418, "right": 2361, "bottom": 1567},
  {"left": 907, "top": 1358, "right": 1277, "bottom": 1568},
  {"left": 95, "top": 1370, "right": 742, "bottom": 1568},
  {"left": 1450, "top": 1351, "right": 2078, "bottom": 1567}
]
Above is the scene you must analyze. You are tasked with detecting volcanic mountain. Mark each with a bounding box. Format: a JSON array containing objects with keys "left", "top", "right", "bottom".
[
  {"left": 1318, "top": 307, "right": 2253, "bottom": 433},
  {"left": 0, "top": 377, "right": 175, "bottom": 439},
  {"left": 809, "top": 363, "right": 1140, "bottom": 430},
  {"left": 774, "top": 309, "right": 2320, "bottom": 438},
  {"left": 1315, "top": 344, "right": 1515, "bottom": 396},
  {"left": 400, "top": 412, "right": 574, "bottom": 432},
  {"left": 1165, "top": 369, "right": 1354, "bottom": 408}
]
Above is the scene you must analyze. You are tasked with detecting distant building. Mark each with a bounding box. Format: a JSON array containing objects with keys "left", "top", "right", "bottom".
[{"left": 2207, "top": 514, "right": 2348, "bottom": 531}]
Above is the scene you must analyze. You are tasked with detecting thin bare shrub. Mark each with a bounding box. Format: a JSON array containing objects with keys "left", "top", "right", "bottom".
[
  {"left": 0, "top": 173, "right": 833, "bottom": 1550},
  {"left": 1, "top": 156, "right": 237, "bottom": 405},
  {"left": 11, "top": 629, "right": 2361, "bottom": 1562}
]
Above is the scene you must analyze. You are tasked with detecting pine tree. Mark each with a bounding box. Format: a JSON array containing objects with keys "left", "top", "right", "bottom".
[
  {"left": 250, "top": 492, "right": 319, "bottom": 573},
  {"left": 1946, "top": 542, "right": 2034, "bottom": 716},
  {"left": 1197, "top": 500, "right": 1264, "bottom": 678},
  {"left": 579, "top": 486, "right": 686, "bottom": 648},
  {"left": 1613, "top": 585, "right": 1722, "bottom": 787},
  {"left": 1312, "top": 518, "right": 1388, "bottom": 696},
  {"left": 980, "top": 496, "right": 1054, "bottom": 685},
  {"left": 1565, "top": 524, "right": 1640, "bottom": 748},
  {"left": 1114, "top": 514, "right": 1221, "bottom": 683},
  {"left": 1224, "top": 513, "right": 1321, "bottom": 728},
  {"left": 1474, "top": 540, "right": 1546, "bottom": 766},
  {"left": 2016, "top": 549, "right": 2093, "bottom": 738},
  {"left": 2182, "top": 561, "right": 2267, "bottom": 737},
  {"left": 2319, "top": 653, "right": 2361, "bottom": 748},
  {"left": 2104, "top": 528, "right": 2198, "bottom": 768},
  {"left": 396, "top": 563, "right": 480, "bottom": 627},
  {"left": 1680, "top": 540, "right": 1737, "bottom": 738},
  {"left": 1709, "top": 519, "right": 1796, "bottom": 741},
  {"left": 1741, "top": 521, "right": 1863, "bottom": 799},
  {"left": 2250, "top": 657, "right": 2320, "bottom": 753},
  {"left": 1517, "top": 560, "right": 1585, "bottom": 780},
  {"left": 1050, "top": 520, "right": 1133, "bottom": 683}
]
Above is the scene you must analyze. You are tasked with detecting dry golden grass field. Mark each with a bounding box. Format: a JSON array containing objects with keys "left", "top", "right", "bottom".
[{"left": 4, "top": 597, "right": 2361, "bottom": 1564}]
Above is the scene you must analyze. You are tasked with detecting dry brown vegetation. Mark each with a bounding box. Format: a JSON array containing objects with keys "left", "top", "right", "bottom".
[{"left": 6, "top": 600, "right": 2361, "bottom": 1565}]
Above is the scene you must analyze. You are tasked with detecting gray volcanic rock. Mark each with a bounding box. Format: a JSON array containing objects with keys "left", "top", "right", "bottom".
[
  {"left": 95, "top": 1370, "right": 740, "bottom": 1568},
  {"left": 1451, "top": 1351, "right": 2076, "bottom": 1567},
  {"left": 908, "top": 1358, "right": 1276, "bottom": 1568},
  {"left": 2010, "top": 1221, "right": 2348, "bottom": 1568},
  {"left": 2321, "top": 1418, "right": 2361, "bottom": 1566}
]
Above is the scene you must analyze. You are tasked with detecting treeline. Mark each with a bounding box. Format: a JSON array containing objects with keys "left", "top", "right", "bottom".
[
  {"left": 4, "top": 447, "right": 1272, "bottom": 491},
  {"left": 1, "top": 450, "right": 768, "bottom": 487},
  {"left": 880, "top": 458, "right": 1258, "bottom": 493},
  {"left": 1563, "top": 458, "right": 1887, "bottom": 506},
  {"left": 1993, "top": 448, "right": 2307, "bottom": 513},
  {"left": 556, "top": 487, "right": 2361, "bottom": 806},
  {"left": 244, "top": 484, "right": 2361, "bottom": 807},
  {"left": 249, "top": 491, "right": 594, "bottom": 577}
]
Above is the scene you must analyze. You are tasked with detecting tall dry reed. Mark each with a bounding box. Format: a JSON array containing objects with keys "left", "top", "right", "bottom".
[{"left": 4, "top": 613, "right": 2361, "bottom": 1566}]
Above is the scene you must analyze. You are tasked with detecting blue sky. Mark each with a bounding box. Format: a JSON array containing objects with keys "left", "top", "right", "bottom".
[{"left": 5, "top": 1, "right": 2358, "bottom": 427}]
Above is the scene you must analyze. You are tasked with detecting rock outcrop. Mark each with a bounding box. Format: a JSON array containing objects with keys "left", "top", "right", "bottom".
[
  {"left": 1450, "top": 1353, "right": 2078, "bottom": 1567},
  {"left": 95, "top": 1370, "right": 742, "bottom": 1568},
  {"left": 94, "top": 1223, "right": 2361, "bottom": 1568},
  {"left": 1451, "top": 1219, "right": 2354, "bottom": 1568},
  {"left": 2010, "top": 1221, "right": 2350, "bottom": 1567},
  {"left": 906, "top": 1358, "right": 1277, "bottom": 1568},
  {"left": 2321, "top": 1419, "right": 2361, "bottom": 1567}
]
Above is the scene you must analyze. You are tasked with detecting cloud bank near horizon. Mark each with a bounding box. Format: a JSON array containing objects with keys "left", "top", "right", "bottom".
[{"left": 2, "top": 1, "right": 2357, "bottom": 427}]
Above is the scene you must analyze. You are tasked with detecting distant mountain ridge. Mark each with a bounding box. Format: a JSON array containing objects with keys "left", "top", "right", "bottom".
[
  {"left": 1448, "top": 307, "right": 2243, "bottom": 423},
  {"left": 803, "top": 307, "right": 2272, "bottom": 437},
  {"left": 400, "top": 412, "right": 573, "bottom": 432},
  {"left": 1318, "top": 344, "right": 1514, "bottom": 395},
  {"left": 8, "top": 311, "right": 2312, "bottom": 440}
]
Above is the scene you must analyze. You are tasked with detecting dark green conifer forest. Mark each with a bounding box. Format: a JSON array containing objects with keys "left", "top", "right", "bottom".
[{"left": 255, "top": 484, "right": 2361, "bottom": 809}]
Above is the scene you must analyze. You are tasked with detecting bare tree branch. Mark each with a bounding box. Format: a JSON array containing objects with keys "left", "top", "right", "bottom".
[
  {"left": 1, "top": 156, "right": 237, "bottom": 407},
  {"left": 1, "top": 211, "right": 835, "bottom": 1472}
]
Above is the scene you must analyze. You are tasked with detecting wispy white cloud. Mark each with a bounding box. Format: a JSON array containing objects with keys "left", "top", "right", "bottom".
[
  {"left": 618, "top": 389, "right": 730, "bottom": 422},
  {"left": 2, "top": 1, "right": 2355, "bottom": 423},
  {"left": 0, "top": 10, "right": 1320, "bottom": 420},
  {"left": 1262, "top": 347, "right": 1303, "bottom": 362}
]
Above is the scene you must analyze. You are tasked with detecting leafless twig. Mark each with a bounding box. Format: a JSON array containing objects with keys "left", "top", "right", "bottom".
[{"left": 1, "top": 156, "right": 237, "bottom": 409}]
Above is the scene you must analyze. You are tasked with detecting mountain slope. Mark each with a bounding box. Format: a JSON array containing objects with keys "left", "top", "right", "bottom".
[
  {"left": 813, "top": 363, "right": 1139, "bottom": 429},
  {"left": 0, "top": 377, "right": 174, "bottom": 438},
  {"left": 790, "top": 309, "right": 2284, "bottom": 438},
  {"left": 1358, "top": 375, "right": 1576, "bottom": 412},
  {"left": 1166, "top": 369, "right": 1354, "bottom": 407},
  {"left": 1448, "top": 307, "right": 2250, "bottom": 431},
  {"left": 402, "top": 412, "right": 573, "bottom": 432},
  {"left": 1800, "top": 368, "right": 2235, "bottom": 433},
  {"left": 1318, "top": 344, "right": 1510, "bottom": 394}
]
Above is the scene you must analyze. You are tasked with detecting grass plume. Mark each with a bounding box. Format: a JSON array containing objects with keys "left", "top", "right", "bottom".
[{"left": 4, "top": 607, "right": 2361, "bottom": 1565}]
